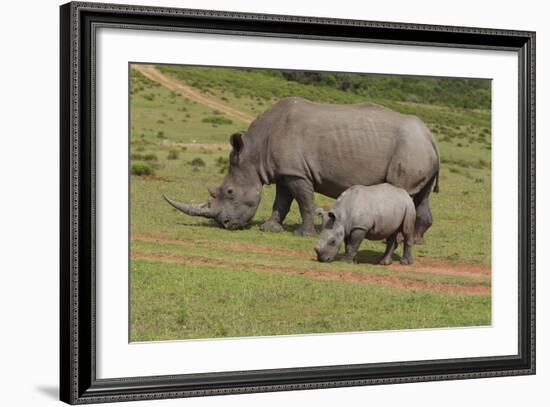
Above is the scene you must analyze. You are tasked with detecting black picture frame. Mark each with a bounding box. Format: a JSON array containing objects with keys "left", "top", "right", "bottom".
[{"left": 60, "top": 1, "right": 536, "bottom": 404}]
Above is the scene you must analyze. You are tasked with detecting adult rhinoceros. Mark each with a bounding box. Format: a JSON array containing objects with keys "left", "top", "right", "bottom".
[{"left": 163, "top": 97, "right": 440, "bottom": 242}]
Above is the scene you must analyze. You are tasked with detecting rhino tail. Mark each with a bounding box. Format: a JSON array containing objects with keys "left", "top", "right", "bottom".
[
  {"left": 433, "top": 170, "right": 440, "bottom": 193},
  {"left": 432, "top": 140, "right": 440, "bottom": 193}
]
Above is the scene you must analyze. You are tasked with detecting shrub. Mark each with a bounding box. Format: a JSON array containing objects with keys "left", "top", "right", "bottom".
[
  {"left": 131, "top": 162, "right": 154, "bottom": 176},
  {"left": 216, "top": 156, "right": 229, "bottom": 173},
  {"left": 156, "top": 131, "right": 165, "bottom": 139},
  {"left": 142, "top": 153, "right": 158, "bottom": 161},
  {"left": 167, "top": 149, "right": 179, "bottom": 160},
  {"left": 189, "top": 157, "right": 206, "bottom": 168},
  {"left": 477, "top": 159, "right": 489, "bottom": 169},
  {"left": 131, "top": 151, "right": 157, "bottom": 161},
  {"left": 202, "top": 116, "right": 233, "bottom": 125}
]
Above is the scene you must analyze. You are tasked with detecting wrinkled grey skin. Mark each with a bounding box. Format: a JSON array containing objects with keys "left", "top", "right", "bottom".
[
  {"left": 315, "top": 184, "right": 416, "bottom": 265},
  {"left": 163, "top": 97, "right": 439, "bottom": 238}
]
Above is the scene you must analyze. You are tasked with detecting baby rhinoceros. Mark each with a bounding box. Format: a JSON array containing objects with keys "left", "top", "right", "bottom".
[{"left": 314, "top": 184, "right": 416, "bottom": 265}]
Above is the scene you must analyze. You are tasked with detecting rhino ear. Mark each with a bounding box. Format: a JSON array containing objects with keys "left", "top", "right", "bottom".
[
  {"left": 230, "top": 132, "right": 245, "bottom": 153},
  {"left": 315, "top": 208, "right": 328, "bottom": 226},
  {"left": 229, "top": 132, "right": 245, "bottom": 165},
  {"left": 325, "top": 212, "right": 338, "bottom": 227}
]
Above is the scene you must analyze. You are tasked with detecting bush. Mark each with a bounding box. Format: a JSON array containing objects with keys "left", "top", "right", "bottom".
[
  {"left": 202, "top": 116, "right": 233, "bottom": 125},
  {"left": 216, "top": 156, "right": 229, "bottom": 173},
  {"left": 189, "top": 157, "right": 206, "bottom": 168},
  {"left": 131, "top": 152, "right": 157, "bottom": 161},
  {"left": 142, "top": 153, "right": 158, "bottom": 161},
  {"left": 167, "top": 149, "right": 179, "bottom": 160},
  {"left": 131, "top": 162, "right": 154, "bottom": 176},
  {"left": 477, "top": 159, "right": 489, "bottom": 169}
]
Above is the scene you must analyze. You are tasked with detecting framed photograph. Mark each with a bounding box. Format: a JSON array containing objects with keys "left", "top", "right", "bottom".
[{"left": 60, "top": 1, "right": 535, "bottom": 404}]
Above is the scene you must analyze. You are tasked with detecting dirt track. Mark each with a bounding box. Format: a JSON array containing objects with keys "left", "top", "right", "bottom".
[
  {"left": 133, "top": 236, "right": 491, "bottom": 280},
  {"left": 132, "top": 251, "right": 490, "bottom": 296},
  {"left": 132, "top": 64, "right": 254, "bottom": 124},
  {"left": 132, "top": 236, "right": 491, "bottom": 296}
]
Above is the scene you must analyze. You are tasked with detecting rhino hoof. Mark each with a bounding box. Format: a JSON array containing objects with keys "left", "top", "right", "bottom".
[
  {"left": 379, "top": 258, "right": 393, "bottom": 266},
  {"left": 400, "top": 257, "right": 414, "bottom": 265},
  {"left": 259, "top": 220, "right": 284, "bottom": 233}
]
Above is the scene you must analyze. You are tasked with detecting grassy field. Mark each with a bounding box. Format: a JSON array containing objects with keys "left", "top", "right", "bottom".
[{"left": 129, "top": 64, "right": 492, "bottom": 342}]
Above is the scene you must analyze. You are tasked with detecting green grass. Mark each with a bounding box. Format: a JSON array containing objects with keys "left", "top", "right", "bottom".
[
  {"left": 129, "top": 64, "right": 492, "bottom": 341},
  {"left": 131, "top": 260, "right": 491, "bottom": 341}
]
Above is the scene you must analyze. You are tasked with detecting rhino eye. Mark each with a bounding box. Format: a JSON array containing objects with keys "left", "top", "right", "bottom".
[
  {"left": 227, "top": 188, "right": 233, "bottom": 195},
  {"left": 330, "top": 239, "right": 336, "bottom": 246}
]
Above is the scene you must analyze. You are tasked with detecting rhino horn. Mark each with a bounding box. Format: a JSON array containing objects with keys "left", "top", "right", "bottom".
[{"left": 162, "top": 194, "right": 217, "bottom": 218}]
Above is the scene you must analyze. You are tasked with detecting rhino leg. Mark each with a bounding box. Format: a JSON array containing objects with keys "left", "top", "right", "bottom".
[
  {"left": 343, "top": 229, "right": 366, "bottom": 263},
  {"left": 414, "top": 197, "right": 432, "bottom": 244},
  {"left": 400, "top": 207, "right": 416, "bottom": 265},
  {"left": 412, "top": 176, "right": 435, "bottom": 244},
  {"left": 285, "top": 176, "right": 317, "bottom": 236},
  {"left": 259, "top": 182, "right": 293, "bottom": 232},
  {"left": 379, "top": 233, "right": 398, "bottom": 265}
]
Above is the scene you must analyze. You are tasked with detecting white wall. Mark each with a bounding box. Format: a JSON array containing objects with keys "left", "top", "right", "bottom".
[{"left": 0, "top": 0, "right": 546, "bottom": 405}]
